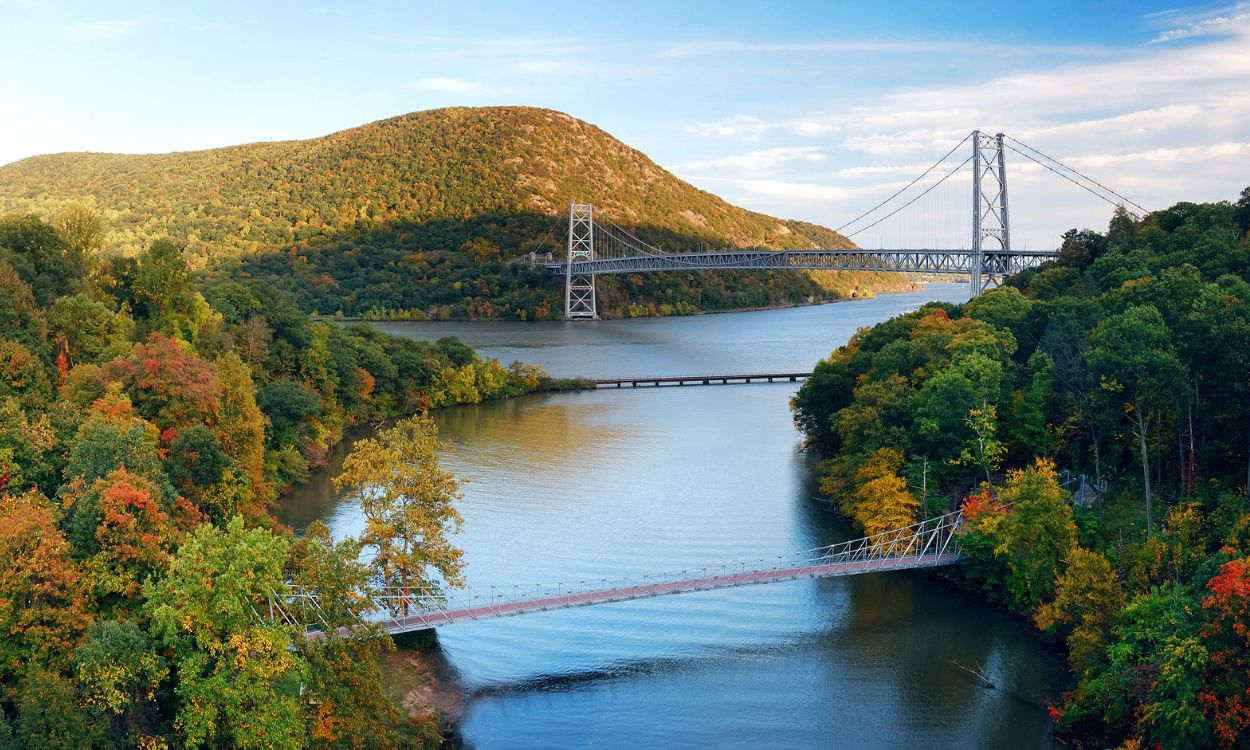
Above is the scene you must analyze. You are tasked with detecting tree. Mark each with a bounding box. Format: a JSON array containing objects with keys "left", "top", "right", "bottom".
[
  {"left": 213, "top": 352, "right": 269, "bottom": 511},
  {"left": 1034, "top": 548, "right": 1125, "bottom": 675},
  {"left": 1199, "top": 556, "right": 1250, "bottom": 747},
  {"left": 51, "top": 204, "right": 104, "bottom": 259},
  {"left": 0, "top": 259, "right": 49, "bottom": 357},
  {"left": 287, "top": 522, "right": 423, "bottom": 749},
  {"left": 0, "top": 397, "right": 55, "bottom": 494},
  {"left": 257, "top": 380, "right": 322, "bottom": 450},
  {"left": 72, "top": 619, "right": 170, "bottom": 745},
  {"left": 0, "top": 491, "right": 91, "bottom": 682},
  {"left": 99, "top": 333, "right": 224, "bottom": 433},
  {"left": 996, "top": 459, "right": 1077, "bottom": 613},
  {"left": 46, "top": 292, "right": 132, "bottom": 367},
  {"left": 956, "top": 404, "right": 1006, "bottom": 483},
  {"left": 0, "top": 337, "right": 52, "bottom": 410},
  {"left": 851, "top": 447, "right": 920, "bottom": 540},
  {"left": 1233, "top": 185, "right": 1250, "bottom": 236},
  {"left": 84, "top": 469, "right": 178, "bottom": 608},
  {"left": 145, "top": 517, "right": 306, "bottom": 750},
  {"left": 15, "top": 666, "right": 96, "bottom": 750},
  {"left": 1085, "top": 306, "right": 1187, "bottom": 533},
  {"left": 0, "top": 214, "right": 83, "bottom": 305},
  {"left": 64, "top": 389, "right": 168, "bottom": 491},
  {"left": 334, "top": 414, "right": 465, "bottom": 610},
  {"left": 132, "top": 239, "right": 197, "bottom": 338}
]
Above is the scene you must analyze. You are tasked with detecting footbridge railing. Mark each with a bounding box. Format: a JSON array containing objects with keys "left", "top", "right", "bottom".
[{"left": 276, "top": 509, "right": 965, "bottom": 639}]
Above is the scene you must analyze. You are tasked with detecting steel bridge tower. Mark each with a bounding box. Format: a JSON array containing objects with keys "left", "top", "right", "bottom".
[
  {"left": 971, "top": 131, "right": 1011, "bottom": 298},
  {"left": 563, "top": 203, "right": 598, "bottom": 319}
]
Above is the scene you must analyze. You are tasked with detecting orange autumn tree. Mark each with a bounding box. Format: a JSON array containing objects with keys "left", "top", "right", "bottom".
[
  {"left": 0, "top": 490, "right": 92, "bottom": 682},
  {"left": 86, "top": 468, "right": 179, "bottom": 609}
]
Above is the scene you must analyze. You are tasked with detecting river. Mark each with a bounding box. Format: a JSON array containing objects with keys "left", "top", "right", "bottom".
[{"left": 280, "top": 284, "right": 1065, "bottom": 749}]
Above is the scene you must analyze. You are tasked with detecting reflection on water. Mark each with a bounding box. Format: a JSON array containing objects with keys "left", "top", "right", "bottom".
[{"left": 281, "top": 285, "right": 1063, "bottom": 749}]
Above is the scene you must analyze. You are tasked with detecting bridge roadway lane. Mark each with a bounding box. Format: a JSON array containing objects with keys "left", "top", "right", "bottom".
[{"left": 381, "top": 551, "right": 961, "bottom": 633}]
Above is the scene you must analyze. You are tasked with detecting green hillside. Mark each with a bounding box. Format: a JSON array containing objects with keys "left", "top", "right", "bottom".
[{"left": 0, "top": 107, "right": 905, "bottom": 319}]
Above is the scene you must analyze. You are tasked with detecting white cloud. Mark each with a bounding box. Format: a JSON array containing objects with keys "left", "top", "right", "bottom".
[
  {"left": 676, "top": 146, "right": 827, "bottom": 174},
  {"left": 1148, "top": 2, "right": 1250, "bottom": 42},
  {"left": 663, "top": 39, "right": 1109, "bottom": 58},
  {"left": 684, "top": 175, "right": 859, "bottom": 204},
  {"left": 66, "top": 19, "right": 145, "bottom": 40},
  {"left": 683, "top": 115, "right": 768, "bottom": 140}
]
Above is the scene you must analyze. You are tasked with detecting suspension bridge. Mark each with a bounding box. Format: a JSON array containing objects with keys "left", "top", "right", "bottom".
[
  {"left": 546, "top": 130, "right": 1146, "bottom": 319},
  {"left": 270, "top": 509, "right": 964, "bottom": 638}
]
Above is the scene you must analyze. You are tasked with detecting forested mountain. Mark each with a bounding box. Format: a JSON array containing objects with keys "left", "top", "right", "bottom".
[
  {"left": 0, "top": 107, "right": 903, "bottom": 319},
  {"left": 792, "top": 189, "right": 1250, "bottom": 748}
]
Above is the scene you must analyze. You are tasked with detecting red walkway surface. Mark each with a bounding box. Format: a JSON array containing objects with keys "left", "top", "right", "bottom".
[{"left": 380, "top": 552, "right": 959, "bottom": 633}]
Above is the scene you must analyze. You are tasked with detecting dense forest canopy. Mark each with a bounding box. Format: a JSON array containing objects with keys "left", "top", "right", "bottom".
[
  {"left": 0, "top": 209, "right": 575, "bottom": 748},
  {"left": 792, "top": 187, "right": 1250, "bottom": 748},
  {"left": 0, "top": 107, "right": 905, "bottom": 320}
]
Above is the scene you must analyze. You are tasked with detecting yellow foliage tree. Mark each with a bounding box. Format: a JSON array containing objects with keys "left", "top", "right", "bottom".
[
  {"left": 333, "top": 414, "right": 465, "bottom": 614},
  {"left": 852, "top": 447, "right": 920, "bottom": 542}
]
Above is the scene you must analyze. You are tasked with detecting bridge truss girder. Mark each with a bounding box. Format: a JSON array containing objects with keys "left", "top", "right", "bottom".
[{"left": 548, "top": 248, "right": 1052, "bottom": 277}]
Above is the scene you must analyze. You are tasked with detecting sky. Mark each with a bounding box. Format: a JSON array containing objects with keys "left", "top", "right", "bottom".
[{"left": 1, "top": 0, "right": 1248, "bottom": 249}]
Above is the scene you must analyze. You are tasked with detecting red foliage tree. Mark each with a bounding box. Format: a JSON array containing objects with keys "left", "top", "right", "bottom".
[
  {"left": 99, "top": 333, "right": 223, "bottom": 431},
  {"left": 1199, "top": 555, "right": 1250, "bottom": 747}
]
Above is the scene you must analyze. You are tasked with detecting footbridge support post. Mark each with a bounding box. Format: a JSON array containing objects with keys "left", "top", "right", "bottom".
[{"left": 564, "top": 203, "right": 598, "bottom": 319}]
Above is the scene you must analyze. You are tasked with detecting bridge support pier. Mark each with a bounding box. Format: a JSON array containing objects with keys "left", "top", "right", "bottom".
[{"left": 564, "top": 203, "right": 598, "bottom": 319}]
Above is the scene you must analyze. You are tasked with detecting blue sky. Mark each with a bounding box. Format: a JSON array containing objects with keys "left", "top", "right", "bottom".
[{"left": 2, "top": 0, "right": 1248, "bottom": 248}]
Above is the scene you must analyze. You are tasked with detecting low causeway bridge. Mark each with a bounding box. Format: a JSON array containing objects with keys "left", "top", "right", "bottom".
[
  {"left": 273, "top": 509, "right": 964, "bottom": 638},
  {"left": 593, "top": 371, "right": 811, "bottom": 388}
]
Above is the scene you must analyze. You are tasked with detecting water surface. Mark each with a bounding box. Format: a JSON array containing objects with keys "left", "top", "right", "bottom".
[{"left": 283, "top": 285, "right": 1064, "bottom": 748}]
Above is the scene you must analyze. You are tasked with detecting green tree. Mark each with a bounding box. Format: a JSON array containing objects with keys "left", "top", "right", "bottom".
[
  {"left": 334, "top": 414, "right": 465, "bottom": 608},
  {"left": 64, "top": 390, "right": 168, "bottom": 491},
  {"left": 15, "top": 666, "right": 96, "bottom": 750},
  {"left": 51, "top": 204, "right": 104, "bottom": 259},
  {"left": 132, "top": 239, "right": 197, "bottom": 338},
  {"left": 287, "top": 522, "right": 426, "bottom": 749},
  {"left": 1085, "top": 306, "right": 1187, "bottom": 533},
  {"left": 72, "top": 619, "right": 170, "bottom": 746},
  {"left": 1231, "top": 185, "right": 1249, "bottom": 236},
  {"left": 47, "top": 292, "right": 133, "bottom": 367},
  {"left": 0, "top": 214, "right": 83, "bottom": 306},
  {"left": 145, "top": 517, "right": 306, "bottom": 750},
  {"left": 996, "top": 459, "right": 1077, "bottom": 612},
  {"left": 0, "top": 259, "right": 49, "bottom": 357}
]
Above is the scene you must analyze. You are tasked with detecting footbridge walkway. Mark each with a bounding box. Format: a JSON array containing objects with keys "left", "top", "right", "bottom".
[{"left": 277, "top": 509, "right": 964, "bottom": 638}]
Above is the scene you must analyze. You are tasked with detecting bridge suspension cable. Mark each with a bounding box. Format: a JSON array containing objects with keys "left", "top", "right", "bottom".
[
  {"left": 834, "top": 131, "right": 973, "bottom": 235},
  {"left": 841, "top": 155, "right": 973, "bottom": 240},
  {"left": 1003, "top": 135, "right": 1148, "bottom": 215}
]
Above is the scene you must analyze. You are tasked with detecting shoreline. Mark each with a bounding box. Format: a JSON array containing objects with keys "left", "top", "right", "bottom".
[{"left": 323, "top": 281, "right": 930, "bottom": 325}]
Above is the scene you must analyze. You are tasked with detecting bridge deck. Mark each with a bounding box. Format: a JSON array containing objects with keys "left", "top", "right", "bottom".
[
  {"left": 594, "top": 372, "right": 811, "bottom": 388},
  {"left": 377, "top": 552, "right": 958, "bottom": 633},
  {"left": 547, "top": 248, "right": 1054, "bottom": 277}
]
